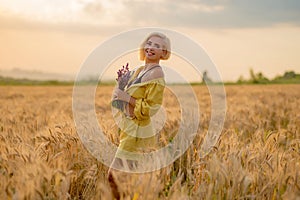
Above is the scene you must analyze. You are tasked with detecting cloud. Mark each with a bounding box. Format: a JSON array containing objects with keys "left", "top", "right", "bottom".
[
  {"left": 70, "top": 0, "right": 300, "bottom": 28},
  {"left": 221, "top": 0, "right": 300, "bottom": 27},
  {"left": 0, "top": 10, "right": 126, "bottom": 36},
  {"left": 119, "top": 0, "right": 300, "bottom": 28},
  {"left": 0, "top": 0, "right": 299, "bottom": 32}
]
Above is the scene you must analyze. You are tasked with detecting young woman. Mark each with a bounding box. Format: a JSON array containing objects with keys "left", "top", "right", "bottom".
[{"left": 109, "top": 32, "right": 171, "bottom": 199}]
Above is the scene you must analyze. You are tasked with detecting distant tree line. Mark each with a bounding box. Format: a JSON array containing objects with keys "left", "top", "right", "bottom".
[
  {"left": 237, "top": 69, "right": 300, "bottom": 84},
  {"left": 0, "top": 76, "right": 73, "bottom": 86}
]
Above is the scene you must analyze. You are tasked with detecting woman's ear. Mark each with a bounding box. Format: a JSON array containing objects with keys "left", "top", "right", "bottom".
[{"left": 161, "top": 49, "right": 167, "bottom": 59}]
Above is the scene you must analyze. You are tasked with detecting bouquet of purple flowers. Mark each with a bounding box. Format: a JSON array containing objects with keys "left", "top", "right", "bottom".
[
  {"left": 116, "top": 63, "right": 131, "bottom": 90},
  {"left": 112, "top": 63, "right": 131, "bottom": 110}
]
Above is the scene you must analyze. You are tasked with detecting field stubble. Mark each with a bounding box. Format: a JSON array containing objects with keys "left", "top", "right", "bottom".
[{"left": 0, "top": 85, "right": 299, "bottom": 199}]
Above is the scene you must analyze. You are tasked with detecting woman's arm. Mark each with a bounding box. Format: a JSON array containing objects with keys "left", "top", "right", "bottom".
[
  {"left": 133, "top": 81, "right": 165, "bottom": 120},
  {"left": 113, "top": 88, "right": 136, "bottom": 105},
  {"left": 132, "top": 68, "right": 165, "bottom": 120},
  {"left": 112, "top": 88, "right": 136, "bottom": 117}
]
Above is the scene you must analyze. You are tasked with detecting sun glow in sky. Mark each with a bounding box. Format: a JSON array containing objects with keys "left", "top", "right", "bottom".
[{"left": 0, "top": 0, "right": 300, "bottom": 81}]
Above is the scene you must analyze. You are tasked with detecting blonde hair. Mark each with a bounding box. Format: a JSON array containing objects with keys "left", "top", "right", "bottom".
[{"left": 139, "top": 32, "right": 171, "bottom": 61}]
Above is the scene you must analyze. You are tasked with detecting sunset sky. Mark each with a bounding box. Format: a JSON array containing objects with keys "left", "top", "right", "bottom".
[{"left": 0, "top": 0, "right": 300, "bottom": 82}]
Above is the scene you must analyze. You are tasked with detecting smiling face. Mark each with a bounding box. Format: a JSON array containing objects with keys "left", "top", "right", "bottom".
[{"left": 144, "top": 36, "right": 167, "bottom": 63}]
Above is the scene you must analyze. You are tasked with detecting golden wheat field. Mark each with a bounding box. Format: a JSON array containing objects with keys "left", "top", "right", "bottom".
[{"left": 0, "top": 84, "right": 299, "bottom": 199}]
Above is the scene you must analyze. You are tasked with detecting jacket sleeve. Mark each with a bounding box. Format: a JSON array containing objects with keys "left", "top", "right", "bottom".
[{"left": 133, "top": 81, "right": 165, "bottom": 121}]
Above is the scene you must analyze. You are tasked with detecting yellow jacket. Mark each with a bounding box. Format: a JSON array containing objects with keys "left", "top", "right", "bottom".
[{"left": 115, "top": 66, "right": 165, "bottom": 160}]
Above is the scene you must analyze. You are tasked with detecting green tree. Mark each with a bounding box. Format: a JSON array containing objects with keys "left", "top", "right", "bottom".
[
  {"left": 283, "top": 71, "right": 296, "bottom": 79},
  {"left": 249, "top": 68, "right": 269, "bottom": 84}
]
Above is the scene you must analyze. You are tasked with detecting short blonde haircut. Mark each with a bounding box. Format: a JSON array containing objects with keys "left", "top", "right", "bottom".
[{"left": 139, "top": 32, "right": 171, "bottom": 61}]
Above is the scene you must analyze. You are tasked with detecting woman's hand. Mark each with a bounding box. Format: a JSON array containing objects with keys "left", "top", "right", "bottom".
[
  {"left": 113, "top": 88, "right": 136, "bottom": 108},
  {"left": 113, "top": 88, "right": 131, "bottom": 103}
]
